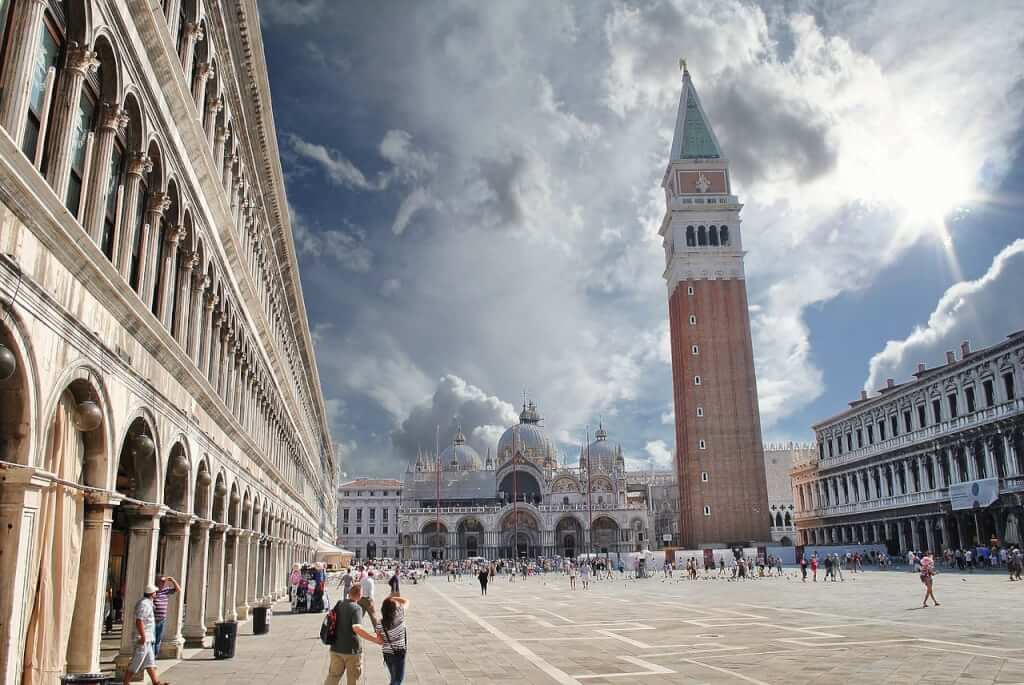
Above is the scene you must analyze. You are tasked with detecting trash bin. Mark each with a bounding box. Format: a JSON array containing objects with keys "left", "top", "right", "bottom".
[
  {"left": 214, "top": 621, "right": 238, "bottom": 659},
  {"left": 252, "top": 606, "right": 270, "bottom": 635},
  {"left": 61, "top": 674, "right": 112, "bottom": 685}
]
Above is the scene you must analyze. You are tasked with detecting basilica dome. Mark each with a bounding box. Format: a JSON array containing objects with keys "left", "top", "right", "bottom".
[
  {"left": 581, "top": 424, "right": 622, "bottom": 472},
  {"left": 497, "top": 401, "right": 560, "bottom": 468},
  {"left": 439, "top": 429, "right": 483, "bottom": 471}
]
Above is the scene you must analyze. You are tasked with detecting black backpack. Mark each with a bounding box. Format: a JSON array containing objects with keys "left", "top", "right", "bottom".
[{"left": 320, "top": 601, "right": 341, "bottom": 645}]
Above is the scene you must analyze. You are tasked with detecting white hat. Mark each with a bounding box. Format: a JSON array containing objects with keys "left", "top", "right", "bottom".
[{"left": 144, "top": 583, "right": 159, "bottom": 594}]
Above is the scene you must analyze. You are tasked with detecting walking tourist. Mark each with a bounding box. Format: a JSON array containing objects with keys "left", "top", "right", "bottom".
[
  {"left": 324, "top": 585, "right": 383, "bottom": 685},
  {"left": 569, "top": 562, "right": 577, "bottom": 591},
  {"left": 800, "top": 555, "right": 808, "bottom": 582},
  {"left": 920, "top": 552, "right": 940, "bottom": 607},
  {"left": 151, "top": 575, "right": 180, "bottom": 657},
  {"left": 478, "top": 566, "right": 489, "bottom": 595},
  {"left": 360, "top": 569, "right": 379, "bottom": 628},
  {"left": 121, "top": 584, "right": 164, "bottom": 685},
  {"left": 389, "top": 566, "right": 401, "bottom": 596},
  {"left": 339, "top": 566, "right": 354, "bottom": 597},
  {"left": 580, "top": 561, "right": 591, "bottom": 589},
  {"left": 380, "top": 595, "right": 411, "bottom": 685},
  {"left": 811, "top": 554, "right": 819, "bottom": 581}
]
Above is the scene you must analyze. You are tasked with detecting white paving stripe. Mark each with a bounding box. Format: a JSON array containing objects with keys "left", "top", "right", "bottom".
[
  {"left": 676, "top": 658, "right": 773, "bottom": 685},
  {"left": 429, "top": 584, "right": 583, "bottom": 685},
  {"left": 573, "top": 656, "right": 675, "bottom": 679}
]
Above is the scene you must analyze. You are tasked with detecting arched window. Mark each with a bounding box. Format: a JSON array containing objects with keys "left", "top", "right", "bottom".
[
  {"left": 128, "top": 170, "right": 150, "bottom": 292},
  {"left": 709, "top": 225, "right": 719, "bottom": 246},
  {"left": 0, "top": 0, "right": 14, "bottom": 74},
  {"left": 784, "top": 511, "right": 792, "bottom": 527},
  {"left": 23, "top": 9, "right": 65, "bottom": 165},
  {"left": 685, "top": 225, "right": 695, "bottom": 247},
  {"left": 65, "top": 63, "right": 100, "bottom": 215},
  {"left": 562, "top": 496, "right": 569, "bottom": 505},
  {"left": 697, "top": 225, "right": 707, "bottom": 246},
  {"left": 719, "top": 225, "right": 730, "bottom": 246},
  {"left": 775, "top": 512, "right": 783, "bottom": 527}
]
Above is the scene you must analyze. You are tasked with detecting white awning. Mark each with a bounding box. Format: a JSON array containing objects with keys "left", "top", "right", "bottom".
[{"left": 314, "top": 539, "right": 352, "bottom": 555}]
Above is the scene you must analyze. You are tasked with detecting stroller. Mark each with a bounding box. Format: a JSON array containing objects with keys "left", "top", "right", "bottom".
[{"left": 293, "top": 579, "right": 310, "bottom": 613}]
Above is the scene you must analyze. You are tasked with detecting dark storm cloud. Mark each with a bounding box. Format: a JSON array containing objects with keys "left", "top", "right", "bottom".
[
  {"left": 390, "top": 375, "right": 518, "bottom": 465},
  {"left": 707, "top": 74, "right": 838, "bottom": 186}
]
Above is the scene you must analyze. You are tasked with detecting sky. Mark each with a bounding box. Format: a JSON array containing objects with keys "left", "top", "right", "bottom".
[{"left": 259, "top": 1, "right": 1024, "bottom": 480}]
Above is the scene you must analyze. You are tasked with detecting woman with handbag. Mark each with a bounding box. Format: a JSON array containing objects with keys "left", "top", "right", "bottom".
[{"left": 380, "top": 595, "right": 410, "bottom": 684}]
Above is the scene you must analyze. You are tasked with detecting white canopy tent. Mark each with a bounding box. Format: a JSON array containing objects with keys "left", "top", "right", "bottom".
[{"left": 315, "top": 539, "right": 354, "bottom": 568}]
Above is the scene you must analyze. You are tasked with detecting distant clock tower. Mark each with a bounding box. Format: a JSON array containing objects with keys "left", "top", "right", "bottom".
[{"left": 660, "top": 65, "right": 770, "bottom": 548}]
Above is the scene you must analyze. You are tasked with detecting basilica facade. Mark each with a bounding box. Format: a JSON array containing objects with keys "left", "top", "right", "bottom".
[
  {"left": 0, "top": 1, "right": 335, "bottom": 682},
  {"left": 398, "top": 403, "right": 651, "bottom": 561}
]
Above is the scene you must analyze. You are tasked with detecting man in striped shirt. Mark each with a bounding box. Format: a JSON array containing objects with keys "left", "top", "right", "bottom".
[{"left": 152, "top": 575, "right": 180, "bottom": 657}]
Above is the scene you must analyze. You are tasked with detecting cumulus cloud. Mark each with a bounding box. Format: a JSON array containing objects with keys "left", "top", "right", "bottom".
[
  {"left": 866, "top": 240, "right": 1024, "bottom": 390},
  {"left": 644, "top": 439, "right": 674, "bottom": 467},
  {"left": 391, "top": 375, "right": 520, "bottom": 468},
  {"left": 290, "top": 204, "right": 372, "bottom": 272},
  {"left": 272, "top": 1, "right": 1024, "bottom": 476}
]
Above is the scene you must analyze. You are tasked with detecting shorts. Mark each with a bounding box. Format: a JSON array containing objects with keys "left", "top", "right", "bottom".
[{"left": 128, "top": 642, "right": 156, "bottom": 672}]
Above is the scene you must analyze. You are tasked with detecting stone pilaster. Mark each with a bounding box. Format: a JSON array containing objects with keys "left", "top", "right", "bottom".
[
  {"left": 182, "top": 520, "right": 212, "bottom": 648},
  {"left": 172, "top": 250, "right": 197, "bottom": 346},
  {"left": 66, "top": 495, "right": 119, "bottom": 673},
  {"left": 116, "top": 506, "right": 165, "bottom": 671},
  {"left": 223, "top": 529, "right": 241, "bottom": 621},
  {"left": 192, "top": 62, "right": 214, "bottom": 118},
  {"left": 140, "top": 191, "right": 172, "bottom": 308},
  {"left": 158, "top": 516, "right": 193, "bottom": 659},
  {"left": 236, "top": 531, "right": 253, "bottom": 620},
  {"left": 45, "top": 43, "right": 100, "bottom": 200},
  {"left": 83, "top": 102, "right": 129, "bottom": 244},
  {"left": 204, "top": 524, "right": 228, "bottom": 631},
  {"left": 0, "top": 470, "right": 48, "bottom": 684},
  {"left": 115, "top": 152, "right": 152, "bottom": 278},
  {"left": 157, "top": 224, "right": 186, "bottom": 329}
]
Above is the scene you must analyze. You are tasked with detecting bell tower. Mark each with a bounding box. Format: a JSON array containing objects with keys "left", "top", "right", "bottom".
[{"left": 660, "top": 64, "right": 769, "bottom": 548}]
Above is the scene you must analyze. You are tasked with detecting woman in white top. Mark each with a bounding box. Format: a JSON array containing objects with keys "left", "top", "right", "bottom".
[
  {"left": 569, "top": 563, "right": 577, "bottom": 591},
  {"left": 380, "top": 595, "right": 410, "bottom": 685}
]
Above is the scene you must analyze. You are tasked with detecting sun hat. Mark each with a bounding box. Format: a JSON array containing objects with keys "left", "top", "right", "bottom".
[{"left": 144, "top": 583, "right": 159, "bottom": 594}]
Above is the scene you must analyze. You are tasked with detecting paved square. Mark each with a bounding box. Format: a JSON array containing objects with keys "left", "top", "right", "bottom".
[{"left": 163, "top": 569, "right": 1024, "bottom": 684}]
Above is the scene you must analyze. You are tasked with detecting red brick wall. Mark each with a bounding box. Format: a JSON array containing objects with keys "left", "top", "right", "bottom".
[{"left": 668, "top": 278, "right": 770, "bottom": 546}]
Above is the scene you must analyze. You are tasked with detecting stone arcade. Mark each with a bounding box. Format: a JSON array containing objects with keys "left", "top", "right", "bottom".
[{"left": 0, "top": 0, "right": 336, "bottom": 682}]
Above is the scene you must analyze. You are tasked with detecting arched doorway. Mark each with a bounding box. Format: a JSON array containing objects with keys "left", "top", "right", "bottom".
[
  {"left": 422, "top": 521, "right": 448, "bottom": 560},
  {"left": 457, "top": 517, "right": 485, "bottom": 559},
  {"left": 556, "top": 516, "right": 582, "bottom": 559},
  {"left": 591, "top": 517, "right": 619, "bottom": 555},
  {"left": 500, "top": 510, "right": 539, "bottom": 559},
  {"left": 22, "top": 375, "right": 109, "bottom": 680},
  {"left": 155, "top": 442, "right": 191, "bottom": 658}
]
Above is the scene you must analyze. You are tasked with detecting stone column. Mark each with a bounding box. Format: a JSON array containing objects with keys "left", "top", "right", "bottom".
[
  {"left": 217, "top": 328, "right": 232, "bottom": 399},
  {"left": 937, "top": 517, "right": 948, "bottom": 550},
  {"left": 158, "top": 517, "right": 193, "bottom": 659},
  {"left": 236, "top": 531, "right": 253, "bottom": 621},
  {"left": 204, "top": 304, "right": 221, "bottom": 382},
  {"left": 172, "top": 250, "right": 196, "bottom": 347},
  {"left": 116, "top": 506, "right": 165, "bottom": 671},
  {"left": 0, "top": 0, "right": 49, "bottom": 146},
  {"left": 923, "top": 518, "right": 935, "bottom": 553},
  {"left": 188, "top": 275, "right": 210, "bottom": 363},
  {"left": 213, "top": 125, "right": 229, "bottom": 171},
  {"left": 164, "top": 0, "right": 183, "bottom": 40},
  {"left": 223, "top": 529, "right": 240, "bottom": 621},
  {"left": 965, "top": 443, "right": 979, "bottom": 481},
  {"left": 0, "top": 470, "right": 48, "bottom": 683},
  {"left": 192, "top": 61, "right": 214, "bottom": 115},
  {"left": 157, "top": 224, "right": 186, "bottom": 329},
  {"left": 910, "top": 518, "right": 921, "bottom": 551},
  {"left": 983, "top": 438, "right": 998, "bottom": 480},
  {"left": 204, "top": 524, "right": 228, "bottom": 631},
  {"left": 44, "top": 43, "right": 99, "bottom": 199},
  {"left": 248, "top": 534, "right": 262, "bottom": 607},
  {"left": 179, "top": 22, "right": 203, "bottom": 75},
  {"left": 182, "top": 521, "right": 212, "bottom": 648},
  {"left": 203, "top": 96, "right": 222, "bottom": 148},
  {"left": 139, "top": 191, "right": 172, "bottom": 305},
  {"left": 115, "top": 153, "right": 152, "bottom": 278},
  {"left": 83, "top": 102, "right": 128, "bottom": 243},
  {"left": 65, "top": 496, "right": 118, "bottom": 673},
  {"left": 896, "top": 521, "right": 907, "bottom": 553},
  {"left": 223, "top": 150, "right": 237, "bottom": 193}
]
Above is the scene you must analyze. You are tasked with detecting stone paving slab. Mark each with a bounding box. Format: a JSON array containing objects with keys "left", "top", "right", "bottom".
[{"left": 162, "top": 569, "right": 1024, "bottom": 684}]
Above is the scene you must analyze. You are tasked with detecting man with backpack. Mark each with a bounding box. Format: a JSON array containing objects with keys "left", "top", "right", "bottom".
[{"left": 322, "top": 584, "right": 383, "bottom": 685}]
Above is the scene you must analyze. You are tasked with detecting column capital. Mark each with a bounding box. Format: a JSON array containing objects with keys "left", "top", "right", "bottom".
[
  {"left": 206, "top": 97, "right": 223, "bottom": 115},
  {"left": 205, "top": 292, "right": 219, "bottom": 311},
  {"left": 127, "top": 152, "right": 153, "bottom": 177},
  {"left": 183, "top": 21, "right": 205, "bottom": 42},
  {"left": 195, "top": 519, "right": 215, "bottom": 531},
  {"left": 98, "top": 102, "right": 129, "bottom": 132},
  {"left": 197, "top": 61, "right": 215, "bottom": 82},
  {"left": 84, "top": 490, "right": 124, "bottom": 508},
  {"left": 147, "top": 191, "right": 172, "bottom": 217},
  {"left": 181, "top": 250, "right": 199, "bottom": 272},
  {"left": 213, "top": 522, "right": 231, "bottom": 534},
  {"left": 126, "top": 504, "right": 167, "bottom": 521},
  {"left": 215, "top": 125, "right": 230, "bottom": 143},
  {"left": 167, "top": 223, "right": 188, "bottom": 246},
  {"left": 66, "top": 42, "right": 100, "bottom": 75}
]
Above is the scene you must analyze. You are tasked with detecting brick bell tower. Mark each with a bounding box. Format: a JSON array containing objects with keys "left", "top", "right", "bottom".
[{"left": 660, "top": 63, "right": 769, "bottom": 548}]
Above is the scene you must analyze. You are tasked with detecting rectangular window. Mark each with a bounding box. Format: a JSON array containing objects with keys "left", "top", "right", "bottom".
[
  {"left": 917, "top": 404, "right": 927, "bottom": 427},
  {"left": 701, "top": 471, "right": 709, "bottom": 482},
  {"left": 965, "top": 387, "right": 976, "bottom": 413},
  {"left": 867, "top": 424, "right": 874, "bottom": 444},
  {"left": 878, "top": 421, "right": 886, "bottom": 441},
  {"left": 827, "top": 439, "right": 834, "bottom": 457},
  {"left": 356, "top": 509, "right": 363, "bottom": 522},
  {"left": 932, "top": 398, "right": 942, "bottom": 423},
  {"left": 694, "top": 375, "right": 701, "bottom": 385},
  {"left": 691, "top": 344, "right": 699, "bottom": 355},
  {"left": 383, "top": 526, "right": 389, "bottom": 535},
  {"left": 698, "top": 439, "right": 706, "bottom": 450},
  {"left": 343, "top": 526, "right": 348, "bottom": 535},
  {"left": 369, "top": 526, "right": 375, "bottom": 535},
  {"left": 837, "top": 438, "right": 843, "bottom": 455},
  {"left": 889, "top": 415, "right": 898, "bottom": 436},
  {"left": 703, "top": 505, "right": 711, "bottom": 517},
  {"left": 22, "top": 20, "right": 62, "bottom": 162},
  {"left": 846, "top": 433, "right": 853, "bottom": 451},
  {"left": 342, "top": 508, "right": 349, "bottom": 523},
  {"left": 696, "top": 407, "right": 704, "bottom": 417},
  {"left": 383, "top": 509, "right": 389, "bottom": 521},
  {"left": 369, "top": 508, "right": 376, "bottom": 521},
  {"left": 983, "top": 379, "right": 995, "bottom": 407},
  {"left": 688, "top": 314, "right": 696, "bottom": 325},
  {"left": 687, "top": 286, "right": 694, "bottom": 296},
  {"left": 355, "top": 526, "right": 361, "bottom": 535},
  {"left": 948, "top": 394, "right": 958, "bottom": 418},
  {"left": 856, "top": 429, "right": 863, "bottom": 448},
  {"left": 101, "top": 144, "right": 123, "bottom": 260},
  {"left": 1005, "top": 372, "right": 1016, "bottom": 400},
  {"left": 66, "top": 89, "right": 97, "bottom": 215},
  {"left": 903, "top": 410, "right": 912, "bottom": 433}
]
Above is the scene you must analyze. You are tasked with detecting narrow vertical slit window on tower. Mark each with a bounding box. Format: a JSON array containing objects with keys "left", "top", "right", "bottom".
[
  {"left": 687, "top": 285, "right": 694, "bottom": 296},
  {"left": 703, "top": 505, "right": 711, "bottom": 517},
  {"left": 691, "top": 344, "right": 699, "bottom": 355},
  {"left": 694, "top": 375, "right": 701, "bottom": 385},
  {"left": 696, "top": 407, "right": 704, "bottom": 417},
  {"left": 689, "top": 314, "right": 696, "bottom": 325},
  {"left": 698, "top": 439, "right": 706, "bottom": 449},
  {"left": 701, "top": 471, "right": 709, "bottom": 482}
]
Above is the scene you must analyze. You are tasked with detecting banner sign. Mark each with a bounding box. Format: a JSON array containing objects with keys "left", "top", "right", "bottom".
[{"left": 949, "top": 478, "right": 999, "bottom": 510}]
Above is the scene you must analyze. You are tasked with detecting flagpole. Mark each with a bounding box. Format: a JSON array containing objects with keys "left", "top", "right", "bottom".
[
  {"left": 586, "top": 425, "right": 594, "bottom": 558},
  {"left": 435, "top": 424, "right": 441, "bottom": 559}
]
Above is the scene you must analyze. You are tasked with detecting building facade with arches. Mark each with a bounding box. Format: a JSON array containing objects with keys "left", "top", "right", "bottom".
[
  {"left": 0, "top": 1, "right": 336, "bottom": 682},
  {"left": 396, "top": 404, "right": 651, "bottom": 561},
  {"left": 793, "top": 334, "right": 1024, "bottom": 555}
]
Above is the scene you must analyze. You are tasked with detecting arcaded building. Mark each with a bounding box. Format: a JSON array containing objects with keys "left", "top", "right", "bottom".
[
  {"left": 0, "top": 1, "right": 336, "bottom": 682},
  {"left": 660, "top": 65, "right": 770, "bottom": 547},
  {"left": 793, "top": 334, "right": 1024, "bottom": 554},
  {"left": 397, "top": 405, "right": 650, "bottom": 561}
]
